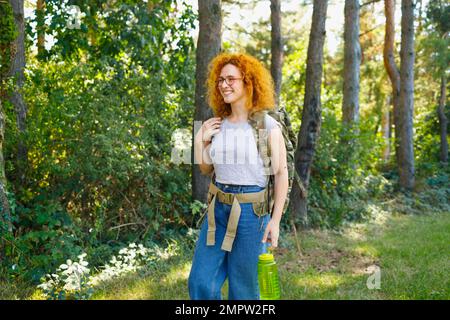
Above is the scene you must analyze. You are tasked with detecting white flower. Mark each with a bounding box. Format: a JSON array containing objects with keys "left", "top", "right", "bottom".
[{"left": 78, "top": 253, "right": 87, "bottom": 260}]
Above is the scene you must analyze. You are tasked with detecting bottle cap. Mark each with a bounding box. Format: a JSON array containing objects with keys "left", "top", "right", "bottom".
[{"left": 259, "top": 253, "right": 274, "bottom": 262}]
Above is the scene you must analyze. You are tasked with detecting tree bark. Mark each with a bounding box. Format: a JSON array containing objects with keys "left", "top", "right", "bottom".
[
  {"left": 382, "top": 95, "right": 392, "bottom": 162},
  {"left": 398, "top": 0, "right": 415, "bottom": 190},
  {"left": 192, "top": 0, "right": 222, "bottom": 203},
  {"left": 383, "top": 0, "right": 402, "bottom": 173},
  {"left": 270, "top": 0, "right": 283, "bottom": 105},
  {"left": 8, "top": 0, "right": 27, "bottom": 183},
  {"left": 0, "top": 98, "right": 13, "bottom": 236},
  {"left": 438, "top": 74, "right": 448, "bottom": 164},
  {"left": 342, "top": 0, "right": 361, "bottom": 131},
  {"left": 289, "top": 0, "right": 328, "bottom": 227},
  {"left": 36, "top": 0, "right": 45, "bottom": 58}
]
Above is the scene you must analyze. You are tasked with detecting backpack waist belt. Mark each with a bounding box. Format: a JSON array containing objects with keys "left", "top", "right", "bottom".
[{"left": 206, "top": 182, "right": 268, "bottom": 252}]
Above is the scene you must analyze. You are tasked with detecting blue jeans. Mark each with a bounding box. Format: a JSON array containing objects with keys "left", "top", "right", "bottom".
[{"left": 188, "top": 181, "right": 271, "bottom": 300}]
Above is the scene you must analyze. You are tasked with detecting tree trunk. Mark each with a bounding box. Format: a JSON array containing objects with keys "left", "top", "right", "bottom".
[
  {"left": 289, "top": 0, "right": 328, "bottom": 227},
  {"left": 192, "top": 0, "right": 222, "bottom": 203},
  {"left": 0, "top": 98, "right": 13, "bottom": 236},
  {"left": 36, "top": 0, "right": 45, "bottom": 58},
  {"left": 383, "top": 0, "right": 401, "bottom": 171},
  {"left": 438, "top": 74, "right": 448, "bottom": 164},
  {"left": 270, "top": 0, "right": 283, "bottom": 105},
  {"left": 8, "top": 0, "right": 27, "bottom": 183},
  {"left": 382, "top": 95, "right": 392, "bottom": 162},
  {"left": 398, "top": 0, "right": 415, "bottom": 190},
  {"left": 342, "top": 0, "right": 361, "bottom": 132}
]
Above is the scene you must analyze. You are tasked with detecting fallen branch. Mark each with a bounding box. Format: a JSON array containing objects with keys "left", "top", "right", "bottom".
[{"left": 109, "top": 222, "right": 146, "bottom": 231}]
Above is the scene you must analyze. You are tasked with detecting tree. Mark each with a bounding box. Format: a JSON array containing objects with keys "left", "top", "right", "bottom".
[
  {"left": 0, "top": 98, "right": 12, "bottom": 236},
  {"left": 383, "top": 0, "right": 401, "bottom": 164},
  {"left": 383, "top": 0, "right": 415, "bottom": 190},
  {"left": 425, "top": 0, "right": 449, "bottom": 164},
  {"left": 437, "top": 73, "right": 448, "bottom": 164},
  {"left": 0, "top": 0, "right": 17, "bottom": 253},
  {"left": 342, "top": 0, "right": 361, "bottom": 137},
  {"left": 289, "top": 0, "right": 328, "bottom": 226},
  {"left": 7, "top": 0, "right": 27, "bottom": 184},
  {"left": 192, "top": 0, "right": 222, "bottom": 203},
  {"left": 397, "top": 0, "right": 415, "bottom": 190},
  {"left": 271, "top": 0, "right": 283, "bottom": 105}
]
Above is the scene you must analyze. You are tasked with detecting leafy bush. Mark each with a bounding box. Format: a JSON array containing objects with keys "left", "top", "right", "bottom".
[
  {"left": 2, "top": 0, "right": 197, "bottom": 283},
  {"left": 305, "top": 98, "right": 388, "bottom": 228},
  {"left": 38, "top": 253, "right": 93, "bottom": 300},
  {"left": 2, "top": 197, "right": 85, "bottom": 283},
  {"left": 37, "top": 238, "right": 195, "bottom": 300}
]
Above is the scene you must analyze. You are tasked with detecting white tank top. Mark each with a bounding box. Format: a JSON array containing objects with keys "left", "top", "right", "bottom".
[{"left": 209, "top": 114, "right": 280, "bottom": 187}]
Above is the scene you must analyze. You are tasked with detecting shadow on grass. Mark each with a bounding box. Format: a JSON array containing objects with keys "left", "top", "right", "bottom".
[{"left": 0, "top": 280, "right": 38, "bottom": 300}]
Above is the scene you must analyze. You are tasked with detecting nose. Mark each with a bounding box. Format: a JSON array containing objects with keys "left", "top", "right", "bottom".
[{"left": 220, "top": 80, "right": 231, "bottom": 90}]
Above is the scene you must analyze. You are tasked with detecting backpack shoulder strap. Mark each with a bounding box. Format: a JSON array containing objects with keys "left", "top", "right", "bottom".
[{"left": 249, "top": 111, "right": 271, "bottom": 174}]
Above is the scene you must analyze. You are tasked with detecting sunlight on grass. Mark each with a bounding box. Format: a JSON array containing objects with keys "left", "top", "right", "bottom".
[
  {"left": 29, "top": 290, "right": 46, "bottom": 300},
  {"left": 93, "top": 261, "right": 191, "bottom": 300},
  {"left": 353, "top": 244, "right": 379, "bottom": 257},
  {"left": 342, "top": 208, "right": 389, "bottom": 242},
  {"left": 296, "top": 273, "right": 345, "bottom": 289},
  {"left": 162, "top": 262, "right": 191, "bottom": 287}
]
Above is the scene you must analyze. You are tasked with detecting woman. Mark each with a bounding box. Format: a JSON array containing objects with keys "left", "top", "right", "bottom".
[{"left": 189, "top": 52, "right": 289, "bottom": 300}]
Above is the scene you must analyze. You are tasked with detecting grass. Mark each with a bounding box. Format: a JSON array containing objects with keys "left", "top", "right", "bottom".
[
  {"left": 90, "top": 210, "right": 449, "bottom": 300},
  {"left": 277, "top": 211, "right": 450, "bottom": 299},
  {"left": 2, "top": 203, "right": 449, "bottom": 300}
]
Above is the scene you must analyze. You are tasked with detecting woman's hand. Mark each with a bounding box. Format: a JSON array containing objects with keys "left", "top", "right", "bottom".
[
  {"left": 197, "top": 117, "right": 222, "bottom": 143},
  {"left": 262, "top": 219, "right": 280, "bottom": 248}
]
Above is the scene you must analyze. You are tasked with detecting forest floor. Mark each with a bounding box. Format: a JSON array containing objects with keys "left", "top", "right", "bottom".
[
  {"left": 89, "top": 210, "right": 450, "bottom": 300},
  {"left": 2, "top": 206, "right": 449, "bottom": 300}
]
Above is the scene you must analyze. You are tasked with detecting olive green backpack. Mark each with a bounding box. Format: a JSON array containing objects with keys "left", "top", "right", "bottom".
[{"left": 248, "top": 106, "right": 307, "bottom": 217}]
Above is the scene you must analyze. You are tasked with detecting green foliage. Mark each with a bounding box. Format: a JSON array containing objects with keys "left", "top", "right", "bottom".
[
  {"left": 414, "top": 106, "right": 450, "bottom": 165},
  {"left": 3, "top": 0, "right": 197, "bottom": 283},
  {"left": 0, "top": 1, "right": 17, "bottom": 76},
  {"left": 1, "top": 195, "right": 85, "bottom": 283},
  {"left": 38, "top": 253, "right": 93, "bottom": 300},
  {"left": 425, "top": 0, "right": 450, "bottom": 35},
  {"left": 307, "top": 107, "right": 390, "bottom": 228}
]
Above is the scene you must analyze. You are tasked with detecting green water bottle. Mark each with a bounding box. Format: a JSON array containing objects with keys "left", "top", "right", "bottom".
[{"left": 257, "top": 253, "right": 281, "bottom": 300}]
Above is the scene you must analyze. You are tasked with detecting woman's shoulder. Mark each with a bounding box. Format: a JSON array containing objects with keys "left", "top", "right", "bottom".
[{"left": 265, "top": 113, "right": 281, "bottom": 131}]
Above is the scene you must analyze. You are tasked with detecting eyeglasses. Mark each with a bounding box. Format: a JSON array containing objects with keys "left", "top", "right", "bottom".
[{"left": 216, "top": 76, "right": 244, "bottom": 86}]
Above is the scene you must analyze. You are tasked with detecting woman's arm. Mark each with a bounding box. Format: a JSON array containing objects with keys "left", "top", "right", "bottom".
[
  {"left": 194, "top": 117, "right": 221, "bottom": 175},
  {"left": 262, "top": 126, "right": 289, "bottom": 247},
  {"left": 194, "top": 132, "right": 214, "bottom": 175}
]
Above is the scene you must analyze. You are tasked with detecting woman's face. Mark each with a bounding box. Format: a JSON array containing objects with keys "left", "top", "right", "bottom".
[{"left": 218, "top": 64, "right": 246, "bottom": 106}]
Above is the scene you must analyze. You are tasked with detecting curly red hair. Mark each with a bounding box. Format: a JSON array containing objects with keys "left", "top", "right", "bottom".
[{"left": 206, "top": 52, "right": 276, "bottom": 118}]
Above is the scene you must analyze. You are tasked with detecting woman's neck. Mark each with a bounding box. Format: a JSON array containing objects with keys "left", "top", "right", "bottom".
[{"left": 229, "top": 100, "right": 249, "bottom": 122}]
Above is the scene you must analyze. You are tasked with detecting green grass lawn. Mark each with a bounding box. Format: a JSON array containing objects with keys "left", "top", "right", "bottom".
[
  {"left": 277, "top": 211, "right": 450, "bottom": 299},
  {"left": 3, "top": 210, "right": 449, "bottom": 300},
  {"left": 89, "top": 210, "right": 449, "bottom": 300}
]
